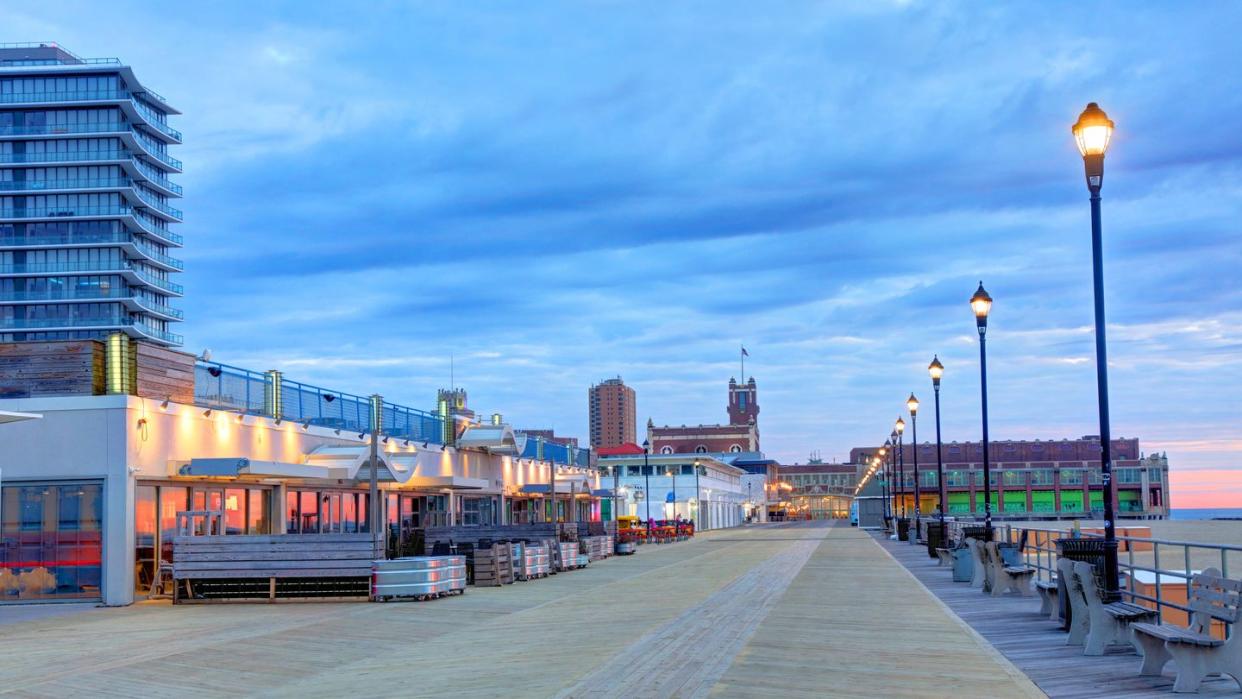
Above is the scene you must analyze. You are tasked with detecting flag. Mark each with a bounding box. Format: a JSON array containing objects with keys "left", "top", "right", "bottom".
[{"left": 741, "top": 346, "right": 749, "bottom": 357}]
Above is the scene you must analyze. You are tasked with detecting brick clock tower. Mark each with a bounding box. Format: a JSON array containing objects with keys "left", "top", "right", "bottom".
[
  {"left": 648, "top": 376, "right": 760, "bottom": 454},
  {"left": 728, "top": 377, "right": 759, "bottom": 426}
]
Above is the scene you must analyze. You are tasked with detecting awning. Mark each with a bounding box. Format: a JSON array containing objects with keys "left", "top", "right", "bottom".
[
  {"left": 457, "top": 424, "right": 518, "bottom": 454},
  {"left": 519, "top": 483, "right": 602, "bottom": 496},
  {"left": 177, "top": 458, "right": 348, "bottom": 480},
  {"left": 0, "top": 410, "right": 41, "bottom": 425}
]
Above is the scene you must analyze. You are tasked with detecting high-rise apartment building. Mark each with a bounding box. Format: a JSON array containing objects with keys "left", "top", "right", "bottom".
[
  {"left": 588, "top": 377, "right": 636, "bottom": 448},
  {"left": 0, "top": 43, "right": 184, "bottom": 346}
]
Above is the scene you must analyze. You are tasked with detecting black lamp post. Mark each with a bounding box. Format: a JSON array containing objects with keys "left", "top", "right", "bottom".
[
  {"left": 895, "top": 417, "right": 905, "bottom": 519},
  {"left": 694, "top": 459, "right": 702, "bottom": 529},
  {"left": 879, "top": 443, "right": 891, "bottom": 523},
  {"left": 642, "top": 439, "right": 652, "bottom": 539},
  {"left": 929, "top": 356, "right": 945, "bottom": 527},
  {"left": 971, "top": 282, "right": 994, "bottom": 537},
  {"left": 667, "top": 466, "right": 677, "bottom": 520},
  {"left": 907, "top": 393, "right": 920, "bottom": 541},
  {"left": 1073, "top": 101, "right": 1121, "bottom": 600}
]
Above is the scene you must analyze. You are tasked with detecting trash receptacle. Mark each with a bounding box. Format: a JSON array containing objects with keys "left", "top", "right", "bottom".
[
  {"left": 925, "top": 521, "right": 946, "bottom": 559},
  {"left": 896, "top": 518, "right": 910, "bottom": 541}
]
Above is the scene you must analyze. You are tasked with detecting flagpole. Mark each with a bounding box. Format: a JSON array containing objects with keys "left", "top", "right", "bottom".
[{"left": 740, "top": 346, "right": 745, "bottom": 382}]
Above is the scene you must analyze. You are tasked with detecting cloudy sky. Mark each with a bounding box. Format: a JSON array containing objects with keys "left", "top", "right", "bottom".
[{"left": 12, "top": 2, "right": 1241, "bottom": 505}]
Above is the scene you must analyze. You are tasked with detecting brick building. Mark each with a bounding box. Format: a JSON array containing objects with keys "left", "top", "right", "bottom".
[
  {"left": 588, "top": 377, "right": 636, "bottom": 448},
  {"left": 648, "top": 377, "right": 759, "bottom": 454},
  {"left": 848, "top": 435, "right": 1169, "bottom": 518}
]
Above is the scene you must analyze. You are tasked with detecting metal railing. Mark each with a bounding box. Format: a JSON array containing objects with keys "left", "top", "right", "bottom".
[
  {"left": 193, "top": 361, "right": 447, "bottom": 444},
  {"left": 1004, "top": 524, "right": 1238, "bottom": 636}
]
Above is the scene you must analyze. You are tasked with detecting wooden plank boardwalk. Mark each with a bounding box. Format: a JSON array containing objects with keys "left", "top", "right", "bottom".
[
  {"left": 878, "top": 530, "right": 1241, "bottom": 698},
  {"left": 0, "top": 522, "right": 1042, "bottom": 698}
]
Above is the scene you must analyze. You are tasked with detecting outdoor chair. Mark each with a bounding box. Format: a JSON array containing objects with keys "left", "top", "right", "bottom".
[{"left": 1132, "top": 568, "right": 1242, "bottom": 693}]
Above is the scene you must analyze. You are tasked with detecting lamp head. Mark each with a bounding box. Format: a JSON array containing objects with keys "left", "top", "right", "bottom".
[
  {"left": 895, "top": 416, "right": 905, "bottom": 434},
  {"left": 906, "top": 393, "right": 919, "bottom": 416},
  {"left": 1072, "top": 102, "right": 1114, "bottom": 158},
  {"left": 970, "top": 281, "right": 992, "bottom": 331},
  {"left": 642, "top": 439, "right": 650, "bottom": 453},
  {"left": 928, "top": 355, "right": 944, "bottom": 385}
]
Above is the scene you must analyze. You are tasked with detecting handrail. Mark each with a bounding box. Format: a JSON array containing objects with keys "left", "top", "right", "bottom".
[{"left": 1005, "top": 523, "right": 1237, "bottom": 635}]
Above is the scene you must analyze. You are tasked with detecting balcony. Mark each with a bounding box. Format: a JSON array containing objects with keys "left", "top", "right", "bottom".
[
  {"left": 0, "top": 315, "right": 183, "bottom": 345},
  {"left": 0, "top": 177, "right": 131, "bottom": 193},
  {"left": 0, "top": 122, "right": 183, "bottom": 171},
  {"left": 0, "top": 289, "right": 184, "bottom": 321},
  {"left": 0, "top": 90, "right": 182, "bottom": 142},
  {"left": 132, "top": 187, "right": 183, "bottom": 221},
  {"left": 0, "top": 205, "right": 184, "bottom": 246},
  {"left": 0, "top": 260, "right": 183, "bottom": 296}
]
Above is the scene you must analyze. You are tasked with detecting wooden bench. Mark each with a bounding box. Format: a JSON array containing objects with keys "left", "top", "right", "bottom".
[
  {"left": 172, "top": 534, "right": 374, "bottom": 603},
  {"left": 985, "top": 541, "right": 1035, "bottom": 597},
  {"left": 1034, "top": 578, "right": 1059, "bottom": 620},
  {"left": 1132, "top": 568, "right": 1242, "bottom": 693},
  {"left": 1072, "top": 560, "right": 1157, "bottom": 656}
]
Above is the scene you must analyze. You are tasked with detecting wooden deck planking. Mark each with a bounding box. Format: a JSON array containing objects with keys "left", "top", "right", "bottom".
[
  {"left": 877, "top": 531, "right": 1241, "bottom": 698},
  {"left": 2, "top": 522, "right": 1046, "bottom": 698}
]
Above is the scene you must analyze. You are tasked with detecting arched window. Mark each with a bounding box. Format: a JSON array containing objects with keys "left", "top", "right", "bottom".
[
  {"left": 729, "top": 444, "right": 742, "bottom": 453},
  {"left": 694, "top": 445, "right": 708, "bottom": 453},
  {"left": 660, "top": 446, "right": 673, "bottom": 455}
]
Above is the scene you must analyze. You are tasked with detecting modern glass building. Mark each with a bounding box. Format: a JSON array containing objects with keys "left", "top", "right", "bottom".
[{"left": 0, "top": 43, "right": 183, "bottom": 347}]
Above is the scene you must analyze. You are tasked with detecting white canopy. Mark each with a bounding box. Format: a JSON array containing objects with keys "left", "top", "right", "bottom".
[{"left": 0, "top": 410, "right": 41, "bottom": 425}]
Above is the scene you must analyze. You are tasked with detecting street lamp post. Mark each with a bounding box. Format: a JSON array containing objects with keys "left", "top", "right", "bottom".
[
  {"left": 667, "top": 466, "right": 677, "bottom": 520},
  {"left": 895, "top": 417, "right": 906, "bottom": 520},
  {"left": 1074, "top": 102, "right": 1121, "bottom": 600},
  {"left": 907, "top": 393, "right": 920, "bottom": 543},
  {"left": 695, "top": 459, "right": 702, "bottom": 529},
  {"left": 971, "top": 282, "right": 994, "bottom": 537},
  {"left": 612, "top": 464, "right": 620, "bottom": 523},
  {"left": 881, "top": 441, "right": 892, "bottom": 523},
  {"left": 642, "top": 439, "right": 652, "bottom": 539},
  {"left": 929, "top": 356, "right": 946, "bottom": 529}
]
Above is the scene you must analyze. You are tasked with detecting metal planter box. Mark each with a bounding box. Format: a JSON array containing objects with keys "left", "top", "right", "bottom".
[{"left": 372, "top": 556, "right": 466, "bottom": 601}]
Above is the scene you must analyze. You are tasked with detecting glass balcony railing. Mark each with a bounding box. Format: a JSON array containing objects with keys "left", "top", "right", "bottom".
[
  {"left": 0, "top": 289, "right": 131, "bottom": 303},
  {"left": 0, "top": 316, "right": 184, "bottom": 344},
  {"left": 0, "top": 316, "right": 130, "bottom": 329},
  {"left": 0, "top": 290, "right": 184, "bottom": 320},
  {"left": 134, "top": 322, "right": 183, "bottom": 345},
  {"left": 132, "top": 212, "right": 183, "bottom": 246},
  {"left": 133, "top": 187, "right": 183, "bottom": 220},
  {"left": 0, "top": 148, "right": 127, "bottom": 165},
  {"left": 0, "top": 259, "right": 183, "bottom": 294},
  {"left": 0, "top": 90, "right": 181, "bottom": 141},
  {"left": 0, "top": 260, "right": 129, "bottom": 275},
  {"left": 0, "top": 205, "right": 131, "bottom": 219},
  {"left": 0, "top": 123, "right": 183, "bottom": 170},
  {"left": 133, "top": 296, "right": 184, "bottom": 320},
  {"left": 129, "top": 265, "right": 183, "bottom": 295},
  {"left": 0, "top": 230, "right": 183, "bottom": 269},
  {"left": 133, "top": 241, "right": 184, "bottom": 270},
  {"left": 0, "top": 177, "right": 131, "bottom": 192},
  {"left": 131, "top": 159, "right": 183, "bottom": 195}
]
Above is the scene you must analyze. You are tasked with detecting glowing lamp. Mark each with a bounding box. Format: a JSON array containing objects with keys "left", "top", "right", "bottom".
[
  {"left": 906, "top": 393, "right": 919, "bottom": 416},
  {"left": 928, "top": 355, "right": 944, "bottom": 385},
  {"left": 1072, "top": 102, "right": 1114, "bottom": 157},
  {"left": 970, "top": 282, "right": 992, "bottom": 331}
]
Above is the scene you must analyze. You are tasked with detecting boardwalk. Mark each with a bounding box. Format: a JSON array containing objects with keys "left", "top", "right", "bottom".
[
  {"left": 0, "top": 522, "right": 1042, "bottom": 698},
  {"left": 878, "top": 530, "right": 1241, "bottom": 698}
]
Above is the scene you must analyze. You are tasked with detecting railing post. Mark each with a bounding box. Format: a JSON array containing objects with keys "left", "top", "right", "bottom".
[{"left": 263, "top": 370, "right": 282, "bottom": 418}]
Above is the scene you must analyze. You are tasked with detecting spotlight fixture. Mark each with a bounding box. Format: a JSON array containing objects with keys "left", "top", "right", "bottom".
[
  {"left": 274, "top": 417, "right": 282, "bottom": 426},
  {"left": 358, "top": 431, "right": 367, "bottom": 440},
  {"left": 334, "top": 428, "right": 342, "bottom": 436},
  {"left": 136, "top": 417, "right": 148, "bottom": 430},
  {"left": 160, "top": 397, "right": 170, "bottom": 409},
  {"left": 202, "top": 408, "right": 213, "bottom": 418},
  {"left": 323, "top": 394, "right": 336, "bottom": 403},
  {"left": 422, "top": 441, "right": 428, "bottom": 448},
  {"left": 302, "top": 420, "right": 311, "bottom": 430},
  {"left": 382, "top": 436, "right": 389, "bottom": 444},
  {"left": 403, "top": 440, "right": 411, "bottom": 447},
  {"left": 207, "top": 366, "right": 222, "bottom": 378}
]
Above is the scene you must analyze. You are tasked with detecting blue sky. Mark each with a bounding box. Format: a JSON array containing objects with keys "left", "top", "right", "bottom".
[{"left": 12, "top": 3, "right": 1241, "bottom": 484}]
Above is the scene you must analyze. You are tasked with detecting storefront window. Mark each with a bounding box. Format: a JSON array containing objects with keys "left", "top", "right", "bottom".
[
  {"left": 247, "top": 490, "right": 269, "bottom": 535},
  {"left": 224, "top": 489, "right": 246, "bottom": 535},
  {"left": 1, "top": 481, "right": 103, "bottom": 602},
  {"left": 135, "top": 485, "right": 156, "bottom": 594}
]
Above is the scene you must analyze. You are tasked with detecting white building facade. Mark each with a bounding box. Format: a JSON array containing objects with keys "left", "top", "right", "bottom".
[{"left": 598, "top": 454, "right": 747, "bottom": 531}]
